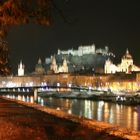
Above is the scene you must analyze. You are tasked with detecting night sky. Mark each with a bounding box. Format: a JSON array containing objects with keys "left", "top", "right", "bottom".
[{"left": 6, "top": 0, "right": 140, "bottom": 74}]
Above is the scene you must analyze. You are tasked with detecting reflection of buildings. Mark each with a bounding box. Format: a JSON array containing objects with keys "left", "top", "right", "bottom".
[{"left": 105, "top": 49, "right": 140, "bottom": 74}]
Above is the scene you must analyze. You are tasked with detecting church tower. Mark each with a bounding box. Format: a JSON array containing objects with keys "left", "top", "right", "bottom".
[
  {"left": 62, "top": 58, "right": 68, "bottom": 73},
  {"left": 104, "top": 48, "right": 140, "bottom": 74},
  {"left": 50, "top": 55, "right": 58, "bottom": 73},
  {"left": 104, "top": 59, "right": 112, "bottom": 73},
  {"left": 104, "top": 58, "right": 118, "bottom": 74},
  {"left": 18, "top": 60, "right": 24, "bottom": 76}
]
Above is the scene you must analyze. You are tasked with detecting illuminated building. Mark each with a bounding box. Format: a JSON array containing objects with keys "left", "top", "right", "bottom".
[
  {"left": 58, "top": 58, "right": 68, "bottom": 73},
  {"left": 57, "top": 44, "right": 96, "bottom": 56},
  {"left": 34, "top": 58, "right": 45, "bottom": 74},
  {"left": 50, "top": 55, "right": 58, "bottom": 73},
  {"left": 45, "top": 44, "right": 114, "bottom": 73},
  {"left": 50, "top": 55, "right": 68, "bottom": 73},
  {"left": 57, "top": 44, "right": 112, "bottom": 56},
  {"left": 18, "top": 60, "right": 24, "bottom": 76},
  {"left": 104, "top": 59, "right": 118, "bottom": 74},
  {"left": 105, "top": 49, "right": 140, "bottom": 74}
]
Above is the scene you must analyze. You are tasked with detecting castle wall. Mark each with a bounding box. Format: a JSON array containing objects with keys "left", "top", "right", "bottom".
[{"left": 57, "top": 44, "right": 111, "bottom": 56}]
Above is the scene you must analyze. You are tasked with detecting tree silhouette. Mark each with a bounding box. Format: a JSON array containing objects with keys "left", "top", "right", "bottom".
[{"left": 0, "top": 0, "right": 52, "bottom": 75}]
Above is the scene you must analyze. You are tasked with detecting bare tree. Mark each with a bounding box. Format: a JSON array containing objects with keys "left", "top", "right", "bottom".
[{"left": 0, "top": 0, "right": 52, "bottom": 75}]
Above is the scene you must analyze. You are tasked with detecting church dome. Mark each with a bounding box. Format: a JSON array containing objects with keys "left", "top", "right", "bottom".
[
  {"left": 122, "top": 49, "right": 132, "bottom": 59},
  {"left": 35, "top": 58, "right": 45, "bottom": 74}
]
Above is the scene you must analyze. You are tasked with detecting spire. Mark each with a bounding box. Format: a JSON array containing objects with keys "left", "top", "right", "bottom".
[
  {"left": 18, "top": 60, "right": 24, "bottom": 76},
  {"left": 38, "top": 58, "right": 42, "bottom": 64},
  {"left": 126, "top": 48, "right": 129, "bottom": 55},
  {"left": 20, "top": 60, "right": 22, "bottom": 66},
  {"left": 18, "top": 60, "right": 24, "bottom": 68},
  {"left": 123, "top": 48, "right": 132, "bottom": 59},
  {"left": 52, "top": 55, "right": 56, "bottom": 65},
  {"left": 105, "top": 58, "right": 112, "bottom": 64}
]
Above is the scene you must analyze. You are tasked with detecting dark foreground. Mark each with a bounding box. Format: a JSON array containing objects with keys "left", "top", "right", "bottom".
[{"left": 0, "top": 98, "right": 135, "bottom": 140}]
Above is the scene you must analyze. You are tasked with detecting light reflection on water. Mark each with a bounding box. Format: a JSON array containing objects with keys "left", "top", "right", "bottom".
[
  {"left": 41, "top": 97, "right": 140, "bottom": 131},
  {"left": 2, "top": 94, "right": 140, "bottom": 131}
]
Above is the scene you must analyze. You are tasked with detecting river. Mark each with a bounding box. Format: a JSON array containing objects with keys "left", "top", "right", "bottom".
[{"left": 2, "top": 93, "right": 140, "bottom": 131}]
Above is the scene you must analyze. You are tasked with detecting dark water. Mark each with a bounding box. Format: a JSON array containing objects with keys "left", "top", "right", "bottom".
[
  {"left": 3, "top": 94, "right": 140, "bottom": 131},
  {"left": 41, "top": 97, "right": 140, "bottom": 131}
]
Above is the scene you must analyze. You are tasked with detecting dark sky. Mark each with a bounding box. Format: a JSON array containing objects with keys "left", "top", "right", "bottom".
[{"left": 7, "top": 0, "right": 140, "bottom": 74}]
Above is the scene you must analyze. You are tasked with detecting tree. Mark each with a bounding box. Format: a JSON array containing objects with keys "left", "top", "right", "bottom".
[{"left": 0, "top": 0, "right": 52, "bottom": 75}]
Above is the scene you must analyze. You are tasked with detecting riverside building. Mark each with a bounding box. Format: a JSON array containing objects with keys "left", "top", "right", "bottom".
[{"left": 104, "top": 49, "right": 140, "bottom": 74}]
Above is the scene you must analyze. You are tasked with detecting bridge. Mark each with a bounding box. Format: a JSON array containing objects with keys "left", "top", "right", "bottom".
[
  {"left": 0, "top": 85, "right": 97, "bottom": 104},
  {"left": 0, "top": 85, "right": 94, "bottom": 93}
]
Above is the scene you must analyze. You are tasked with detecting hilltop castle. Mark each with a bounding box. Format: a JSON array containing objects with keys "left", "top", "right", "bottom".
[
  {"left": 45, "top": 44, "right": 114, "bottom": 74},
  {"left": 43, "top": 44, "right": 113, "bottom": 74},
  {"left": 57, "top": 44, "right": 113, "bottom": 56}
]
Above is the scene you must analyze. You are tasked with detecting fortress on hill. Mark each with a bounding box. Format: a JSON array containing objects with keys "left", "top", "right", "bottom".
[
  {"left": 2, "top": 44, "right": 140, "bottom": 93},
  {"left": 17, "top": 44, "right": 140, "bottom": 76},
  {"left": 57, "top": 44, "right": 111, "bottom": 56},
  {"left": 45, "top": 44, "right": 114, "bottom": 74}
]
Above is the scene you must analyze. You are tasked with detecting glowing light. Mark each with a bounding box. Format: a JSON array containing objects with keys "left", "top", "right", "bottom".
[
  {"left": 30, "top": 96, "right": 34, "bottom": 103},
  {"left": 41, "top": 99, "right": 44, "bottom": 106},
  {"left": 56, "top": 107, "right": 60, "bottom": 110},
  {"left": 57, "top": 83, "right": 60, "bottom": 87},
  {"left": 68, "top": 109, "right": 72, "bottom": 114}
]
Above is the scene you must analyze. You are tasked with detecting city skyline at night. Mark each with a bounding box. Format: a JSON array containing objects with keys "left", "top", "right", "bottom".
[
  {"left": 6, "top": 0, "right": 140, "bottom": 73},
  {"left": 1, "top": 1, "right": 140, "bottom": 139}
]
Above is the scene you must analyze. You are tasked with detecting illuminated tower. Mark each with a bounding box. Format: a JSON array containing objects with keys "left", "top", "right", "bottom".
[
  {"left": 62, "top": 58, "right": 68, "bottom": 73},
  {"left": 104, "top": 58, "right": 118, "bottom": 73},
  {"left": 18, "top": 60, "right": 24, "bottom": 76},
  {"left": 50, "top": 55, "right": 58, "bottom": 73},
  {"left": 104, "top": 59, "right": 112, "bottom": 73}
]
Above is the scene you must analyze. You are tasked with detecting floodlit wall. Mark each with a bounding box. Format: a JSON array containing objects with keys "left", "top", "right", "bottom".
[{"left": 0, "top": 73, "right": 139, "bottom": 92}]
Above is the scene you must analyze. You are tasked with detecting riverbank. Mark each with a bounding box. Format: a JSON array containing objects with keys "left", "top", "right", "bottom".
[
  {"left": 39, "top": 91, "right": 140, "bottom": 105},
  {"left": 0, "top": 97, "right": 140, "bottom": 140},
  {"left": 0, "top": 97, "right": 123, "bottom": 140}
]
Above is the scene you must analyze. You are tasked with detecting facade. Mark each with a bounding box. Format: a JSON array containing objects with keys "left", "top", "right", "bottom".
[
  {"left": 50, "top": 56, "right": 68, "bottom": 73},
  {"left": 105, "top": 49, "right": 140, "bottom": 74},
  {"left": 44, "top": 44, "right": 115, "bottom": 73},
  {"left": 34, "top": 58, "right": 45, "bottom": 74},
  {"left": 57, "top": 58, "right": 68, "bottom": 73},
  {"left": 18, "top": 61, "right": 24, "bottom": 76},
  {"left": 57, "top": 44, "right": 111, "bottom": 56},
  {"left": 0, "top": 73, "right": 139, "bottom": 92}
]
